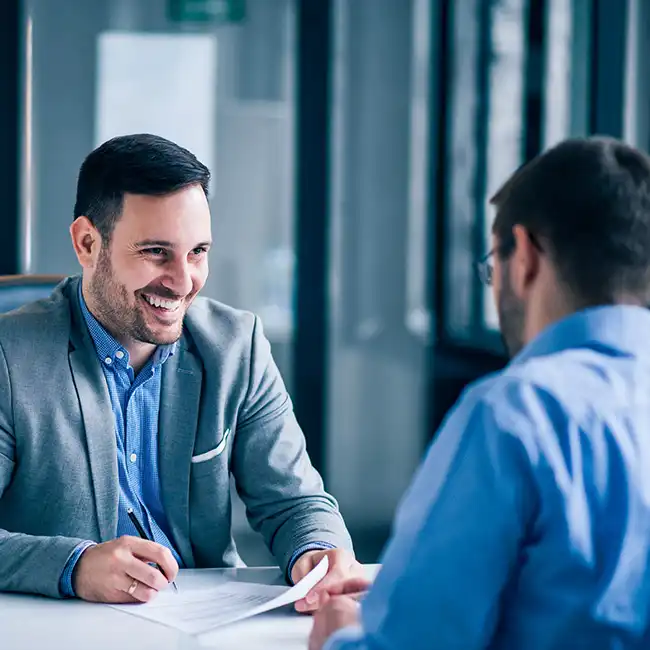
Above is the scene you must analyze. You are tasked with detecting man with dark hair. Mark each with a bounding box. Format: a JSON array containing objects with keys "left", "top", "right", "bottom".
[
  {"left": 0, "top": 133, "right": 361, "bottom": 604},
  {"left": 309, "top": 136, "right": 650, "bottom": 649}
]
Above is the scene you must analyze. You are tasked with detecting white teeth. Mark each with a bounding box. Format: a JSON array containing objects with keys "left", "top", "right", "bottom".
[{"left": 143, "top": 294, "right": 181, "bottom": 311}]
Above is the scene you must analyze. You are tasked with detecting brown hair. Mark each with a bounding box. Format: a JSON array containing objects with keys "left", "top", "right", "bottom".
[{"left": 490, "top": 136, "right": 650, "bottom": 306}]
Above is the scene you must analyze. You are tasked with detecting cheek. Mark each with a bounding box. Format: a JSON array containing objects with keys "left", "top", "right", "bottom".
[
  {"left": 118, "top": 259, "right": 161, "bottom": 294},
  {"left": 492, "top": 265, "right": 502, "bottom": 298},
  {"left": 192, "top": 260, "right": 209, "bottom": 291}
]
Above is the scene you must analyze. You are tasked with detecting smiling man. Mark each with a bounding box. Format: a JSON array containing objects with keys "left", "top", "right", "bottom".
[{"left": 0, "top": 134, "right": 360, "bottom": 603}]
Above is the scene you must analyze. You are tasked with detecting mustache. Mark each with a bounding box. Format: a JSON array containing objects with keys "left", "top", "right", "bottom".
[{"left": 139, "top": 287, "right": 185, "bottom": 300}]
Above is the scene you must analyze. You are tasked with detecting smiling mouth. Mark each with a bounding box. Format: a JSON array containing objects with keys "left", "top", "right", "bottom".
[{"left": 140, "top": 293, "right": 183, "bottom": 313}]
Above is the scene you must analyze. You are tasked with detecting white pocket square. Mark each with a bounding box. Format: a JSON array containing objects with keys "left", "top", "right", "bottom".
[{"left": 191, "top": 428, "right": 231, "bottom": 464}]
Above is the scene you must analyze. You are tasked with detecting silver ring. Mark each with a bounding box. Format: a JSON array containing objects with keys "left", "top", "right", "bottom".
[{"left": 127, "top": 578, "right": 139, "bottom": 596}]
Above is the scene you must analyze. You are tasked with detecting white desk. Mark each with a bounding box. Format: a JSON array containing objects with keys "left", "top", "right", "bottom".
[{"left": 1, "top": 565, "right": 379, "bottom": 650}]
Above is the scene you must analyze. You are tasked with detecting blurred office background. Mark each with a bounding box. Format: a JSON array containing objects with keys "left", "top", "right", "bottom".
[{"left": 0, "top": 0, "right": 648, "bottom": 563}]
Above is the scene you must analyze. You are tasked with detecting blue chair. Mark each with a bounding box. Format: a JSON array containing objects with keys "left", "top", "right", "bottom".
[{"left": 0, "top": 275, "right": 64, "bottom": 314}]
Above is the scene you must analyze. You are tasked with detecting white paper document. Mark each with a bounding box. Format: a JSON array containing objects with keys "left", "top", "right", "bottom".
[{"left": 111, "top": 556, "right": 329, "bottom": 636}]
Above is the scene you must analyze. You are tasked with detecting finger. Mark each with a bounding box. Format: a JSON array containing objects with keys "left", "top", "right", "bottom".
[
  {"left": 310, "top": 567, "right": 350, "bottom": 599},
  {"left": 125, "top": 556, "right": 170, "bottom": 592},
  {"left": 124, "top": 537, "right": 179, "bottom": 583},
  {"left": 298, "top": 574, "right": 371, "bottom": 613},
  {"left": 335, "top": 577, "right": 372, "bottom": 596},
  {"left": 295, "top": 589, "right": 332, "bottom": 613},
  {"left": 122, "top": 575, "right": 158, "bottom": 604},
  {"left": 295, "top": 569, "right": 347, "bottom": 613},
  {"left": 296, "top": 582, "right": 341, "bottom": 613},
  {"left": 315, "top": 560, "right": 369, "bottom": 594},
  {"left": 295, "top": 598, "right": 309, "bottom": 613}
]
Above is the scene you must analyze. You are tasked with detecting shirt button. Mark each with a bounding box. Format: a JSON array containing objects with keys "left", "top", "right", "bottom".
[
  {"left": 104, "top": 357, "right": 112, "bottom": 365},
  {"left": 115, "top": 351, "right": 124, "bottom": 359},
  {"left": 130, "top": 453, "right": 137, "bottom": 463}
]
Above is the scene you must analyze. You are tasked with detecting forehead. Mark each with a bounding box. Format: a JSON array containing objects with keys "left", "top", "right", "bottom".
[{"left": 114, "top": 185, "right": 212, "bottom": 243}]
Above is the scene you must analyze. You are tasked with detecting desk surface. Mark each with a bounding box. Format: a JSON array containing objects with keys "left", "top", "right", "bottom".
[{"left": 2, "top": 565, "right": 379, "bottom": 650}]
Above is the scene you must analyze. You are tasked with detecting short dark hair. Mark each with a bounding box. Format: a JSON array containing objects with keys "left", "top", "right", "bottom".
[
  {"left": 73, "top": 133, "right": 211, "bottom": 242},
  {"left": 491, "top": 136, "right": 650, "bottom": 306}
]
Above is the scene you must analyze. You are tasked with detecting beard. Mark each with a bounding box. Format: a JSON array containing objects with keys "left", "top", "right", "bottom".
[
  {"left": 497, "top": 262, "right": 526, "bottom": 358},
  {"left": 87, "top": 245, "right": 186, "bottom": 347}
]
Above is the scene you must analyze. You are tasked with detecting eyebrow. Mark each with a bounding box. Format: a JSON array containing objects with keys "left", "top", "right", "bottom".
[{"left": 135, "top": 239, "right": 212, "bottom": 249}]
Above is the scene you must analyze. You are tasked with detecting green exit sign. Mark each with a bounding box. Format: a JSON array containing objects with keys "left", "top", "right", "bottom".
[{"left": 168, "top": 0, "right": 246, "bottom": 23}]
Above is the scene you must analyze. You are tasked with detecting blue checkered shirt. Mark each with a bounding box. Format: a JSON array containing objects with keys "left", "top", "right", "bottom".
[{"left": 59, "top": 288, "right": 182, "bottom": 596}]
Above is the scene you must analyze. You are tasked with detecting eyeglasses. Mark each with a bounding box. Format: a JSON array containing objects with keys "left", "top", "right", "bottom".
[
  {"left": 475, "top": 250, "right": 496, "bottom": 286},
  {"left": 475, "top": 232, "right": 542, "bottom": 286}
]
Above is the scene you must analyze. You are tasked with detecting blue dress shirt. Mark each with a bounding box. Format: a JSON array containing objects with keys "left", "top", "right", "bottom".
[
  {"left": 60, "top": 289, "right": 181, "bottom": 596},
  {"left": 327, "top": 306, "right": 650, "bottom": 650}
]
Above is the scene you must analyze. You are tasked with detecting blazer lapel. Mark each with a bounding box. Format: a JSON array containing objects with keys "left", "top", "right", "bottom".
[
  {"left": 159, "top": 338, "right": 202, "bottom": 568},
  {"left": 67, "top": 282, "right": 119, "bottom": 542}
]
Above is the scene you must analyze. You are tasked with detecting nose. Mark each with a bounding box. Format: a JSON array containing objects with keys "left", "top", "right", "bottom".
[{"left": 162, "top": 258, "right": 194, "bottom": 297}]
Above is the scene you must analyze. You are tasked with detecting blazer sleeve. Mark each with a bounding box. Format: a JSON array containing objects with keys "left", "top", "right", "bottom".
[
  {"left": 230, "top": 316, "right": 353, "bottom": 576},
  {"left": 0, "top": 341, "right": 87, "bottom": 598}
]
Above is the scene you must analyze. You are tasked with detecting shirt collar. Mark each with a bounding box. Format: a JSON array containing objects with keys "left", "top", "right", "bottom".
[
  {"left": 78, "top": 283, "right": 176, "bottom": 368},
  {"left": 511, "top": 304, "right": 650, "bottom": 367}
]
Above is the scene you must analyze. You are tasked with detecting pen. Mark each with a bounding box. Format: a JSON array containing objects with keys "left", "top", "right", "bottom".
[{"left": 127, "top": 507, "right": 179, "bottom": 594}]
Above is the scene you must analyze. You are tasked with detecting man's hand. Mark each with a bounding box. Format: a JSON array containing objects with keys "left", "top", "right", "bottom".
[
  {"left": 309, "top": 596, "right": 360, "bottom": 650},
  {"left": 73, "top": 536, "right": 179, "bottom": 603},
  {"left": 292, "top": 548, "right": 367, "bottom": 613}
]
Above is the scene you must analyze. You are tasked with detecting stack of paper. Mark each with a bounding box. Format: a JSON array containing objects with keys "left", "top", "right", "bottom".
[{"left": 110, "top": 556, "right": 329, "bottom": 637}]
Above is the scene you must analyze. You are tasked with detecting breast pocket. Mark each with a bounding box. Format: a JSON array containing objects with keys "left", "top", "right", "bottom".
[{"left": 191, "top": 428, "right": 231, "bottom": 478}]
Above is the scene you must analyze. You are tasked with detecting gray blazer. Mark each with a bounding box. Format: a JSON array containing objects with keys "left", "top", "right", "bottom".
[{"left": 0, "top": 276, "right": 352, "bottom": 598}]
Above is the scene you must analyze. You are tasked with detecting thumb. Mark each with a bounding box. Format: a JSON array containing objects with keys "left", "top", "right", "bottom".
[{"left": 292, "top": 553, "right": 316, "bottom": 584}]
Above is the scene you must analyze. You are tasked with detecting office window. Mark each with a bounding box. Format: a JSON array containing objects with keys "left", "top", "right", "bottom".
[
  {"left": 543, "top": 0, "right": 591, "bottom": 149},
  {"left": 326, "top": 0, "right": 434, "bottom": 536},
  {"left": 444, "top": 0, "right": 593, "bottom": 344},
  {"left": 444, "top": 0, "right": 527, "bottom": 343},
  {"left": 481, "top": 0, "right": 527, "bottom": 330},
  {"left": 625, "top": 0, "right": 650, "bottom": 149},
  {"left": 484, "top": 0, "right": 593, "bottom": 330}
]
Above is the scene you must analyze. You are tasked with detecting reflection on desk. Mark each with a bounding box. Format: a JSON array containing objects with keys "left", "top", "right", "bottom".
[{"left": 1, "top": 565, "right": 379, "bottom": 650}]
